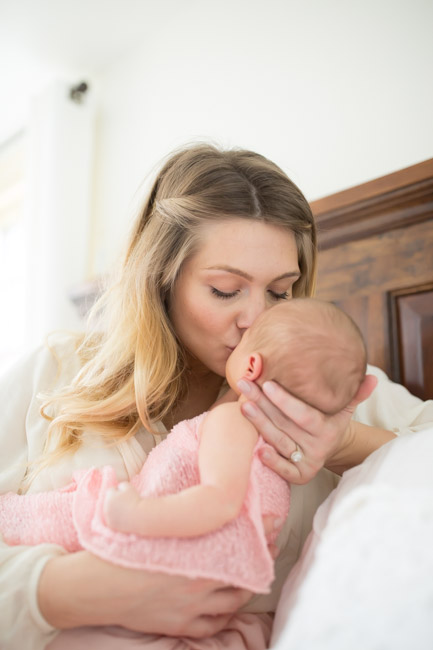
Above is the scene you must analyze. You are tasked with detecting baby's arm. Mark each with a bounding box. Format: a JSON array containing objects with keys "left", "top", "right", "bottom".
[{"left": 104, "top": 404, "right": 259, "bottom": 537}]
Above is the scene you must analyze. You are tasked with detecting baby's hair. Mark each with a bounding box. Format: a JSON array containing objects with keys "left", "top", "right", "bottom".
[{"left": 248, "top": 299, "right": 366, "bottom": 415}]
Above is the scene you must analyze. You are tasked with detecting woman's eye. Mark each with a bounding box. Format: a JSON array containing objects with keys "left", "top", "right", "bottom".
[
  {"left": 269, "top": 290, "right": 290, "bottom": 301},
  {"left": 211, "top": 287, "right": 240, "bottom": 300}
]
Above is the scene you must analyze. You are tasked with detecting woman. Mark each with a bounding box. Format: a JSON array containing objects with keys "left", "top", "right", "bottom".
[{"left": 0, "top": 144, "right": 429, "bottom": 649}]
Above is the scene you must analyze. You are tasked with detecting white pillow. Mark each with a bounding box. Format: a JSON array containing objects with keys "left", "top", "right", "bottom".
[{"left": 271, "top": 427, "right": 433, "bottom": 650}]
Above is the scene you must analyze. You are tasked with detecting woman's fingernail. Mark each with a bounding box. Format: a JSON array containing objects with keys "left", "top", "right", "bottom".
[
  {"left": 263, "top": 381, "right": 275, "bottom": 395},
  {"left": 243, "top": 402, "right": 257, "bottom": 417},
  {"left": 274, "top": 517, "right": 285, "bottom": 529},
  {"left": 237, "top": 379, "right": 251, "bottom": 394}
]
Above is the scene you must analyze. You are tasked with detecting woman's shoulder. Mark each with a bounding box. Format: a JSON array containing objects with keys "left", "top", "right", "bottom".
[{"left": 354, "top": 364, "right": 433, "bottom": 431}]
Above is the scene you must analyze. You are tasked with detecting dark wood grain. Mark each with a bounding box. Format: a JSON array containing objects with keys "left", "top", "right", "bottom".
[
  {"left": 310, "top": 158, "right": 433, "bottom": 214},
  {"left": 312, "top": 159, "right": 433, "bottom": 399},
  {"left": 394, "top": 290, "right": 433, "bottom": 400}
]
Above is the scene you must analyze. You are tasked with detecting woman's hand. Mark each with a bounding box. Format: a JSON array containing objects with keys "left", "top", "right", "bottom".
[
  {"left": 237, "top": 375, "right": 378, "bottom": 484},
  {"left": 38, "top": 550, "right": 252, "bottom": 638}
]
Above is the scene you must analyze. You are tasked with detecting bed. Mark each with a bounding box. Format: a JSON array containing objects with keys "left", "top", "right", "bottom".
[{"left": 271, "top": 158, "right": 433, "bottom": 649}]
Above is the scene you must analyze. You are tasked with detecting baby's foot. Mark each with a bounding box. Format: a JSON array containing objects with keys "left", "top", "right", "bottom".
[{"left": 103, "top": 482, "right": 142, "bottom": 533}]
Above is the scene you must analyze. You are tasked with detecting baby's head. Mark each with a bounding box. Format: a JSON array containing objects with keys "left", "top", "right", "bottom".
[{"left": 226, "top": 298, "right": 366, "bottom": 415}]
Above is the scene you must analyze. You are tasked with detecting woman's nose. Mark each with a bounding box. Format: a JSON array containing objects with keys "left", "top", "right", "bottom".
[{"left": 236, "top": 295, "right": 267, "bottom": 331}]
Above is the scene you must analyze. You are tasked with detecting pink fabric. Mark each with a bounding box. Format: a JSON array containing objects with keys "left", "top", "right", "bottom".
[
  {"left": 46, "top": 613, "right": 273, "bottom": 650},
  {"left": 0, "top": 478, "right": 78, "bottom": 550},
  {"left": 0, "top": 414, "right": 290, "bottom": 593}
]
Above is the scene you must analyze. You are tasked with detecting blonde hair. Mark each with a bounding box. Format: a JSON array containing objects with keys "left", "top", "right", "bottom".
[
  {"left": 38, "top": 144, "right": 317, "bottom": 469},
  {"left": 248, "top": 299, "right": 366, "bottom": 415}
]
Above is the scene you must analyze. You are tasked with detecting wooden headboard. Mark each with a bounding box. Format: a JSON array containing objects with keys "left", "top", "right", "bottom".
[{"left": 310, "top": 159, "right": 433, "bottom": 401}]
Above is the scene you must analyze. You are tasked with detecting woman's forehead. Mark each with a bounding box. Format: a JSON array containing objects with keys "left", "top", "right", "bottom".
[{"left": 193, "top": 218, "right": 299, "bottom": 270}]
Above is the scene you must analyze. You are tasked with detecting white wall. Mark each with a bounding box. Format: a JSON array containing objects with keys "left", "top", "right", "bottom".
[
  {"left": 26, "top": 82, "right": 95, "bottom": 346},
  {"left": 89, "top": 0, "right": 433, "bottom": 275},
  {"left": 0, "top": 82, "right": 96, "bottom": 370}
]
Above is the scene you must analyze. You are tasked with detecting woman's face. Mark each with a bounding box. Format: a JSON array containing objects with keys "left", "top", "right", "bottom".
[{"left": 169, "top": 219, "right": 300, "bottom": 378}]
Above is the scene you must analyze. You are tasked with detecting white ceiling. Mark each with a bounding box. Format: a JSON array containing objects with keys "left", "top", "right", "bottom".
[{"left": 0, "top": 0, "right": 183, "bottom": 145}]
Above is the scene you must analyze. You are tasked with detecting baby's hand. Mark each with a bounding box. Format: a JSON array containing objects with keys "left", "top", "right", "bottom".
[{"left": 103, "top": 482, "right": 142, "bottom": 533}]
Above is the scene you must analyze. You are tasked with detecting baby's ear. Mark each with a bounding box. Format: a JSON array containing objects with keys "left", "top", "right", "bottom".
[{"left": 244, "top": 353, "right": 263, "bottom": 381}]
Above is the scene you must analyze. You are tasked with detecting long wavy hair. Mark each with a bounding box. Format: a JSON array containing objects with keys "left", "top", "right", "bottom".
[{"left": 38, "top": 144, "right": 317, "bottom": 468}]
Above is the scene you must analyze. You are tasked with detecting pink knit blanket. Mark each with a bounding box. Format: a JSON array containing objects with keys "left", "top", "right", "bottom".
[{"left": 0, "top": 414, "right": 290, "bottom": 593}]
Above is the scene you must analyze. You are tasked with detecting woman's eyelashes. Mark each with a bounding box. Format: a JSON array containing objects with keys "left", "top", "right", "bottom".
[
  {"left": 270, "top": 290, "right": 290, "bottom": 300},
  {"left": 211, "top": 287, "right": 239, "bottom": 300},
  {"left": 210, "top": 287, "right": 290, "bottom": 301}
]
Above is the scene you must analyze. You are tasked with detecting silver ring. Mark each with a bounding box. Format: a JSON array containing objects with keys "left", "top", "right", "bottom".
[{"left": 290, "top": 444, "right": 303, "bottom": 463}]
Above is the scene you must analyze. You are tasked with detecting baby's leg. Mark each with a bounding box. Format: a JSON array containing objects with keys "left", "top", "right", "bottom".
[
  {"left": 0, "top": 486, "right": 78, "bottom": 551},
  {"left": 46, "top": 614, "right": 273, "bottom": 649}
]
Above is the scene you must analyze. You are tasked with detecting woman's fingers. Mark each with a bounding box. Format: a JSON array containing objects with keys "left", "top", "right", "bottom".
[
  {"left": 238, "top": 377, "right": 363, "bottom": 485},
  {"left": 259, "top": 443, "right": 319, "bottom": 484},
  {"left": 147, "top": 582, "right": 251, "bottom": 638},
  {"left": 185, "top": 614, "right": 233, "bottom": 638},
  {"left": 238, "top": 380, "right": 292, "bottom": 432},
  {"left": 347, "top": 374, "right": 378, "bottom": 410},
  {"left": 262, "top": 380, "right": 325, "bottom": 435},
  {"left": 239, "top": 379, "right": 325, "bottom": 444},
  {"left": 241, "top": 400, "right": 296, "bottom": 459},
  {"left": 174, "top": 583, "right": 253, "bottom": 637},
  {"left": 238, "top": 373, "right": 379, "bottom": 486},
  {"left": 238, "top": 379, "right": 300, "bottom": 457}
]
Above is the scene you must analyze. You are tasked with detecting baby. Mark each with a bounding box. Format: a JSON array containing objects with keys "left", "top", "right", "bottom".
[
  {"left": 103, "top": 297, "right": 366, "bottom": 539},
  {"left": 0, "top": 298, "right": 366, "bottom": 649}
]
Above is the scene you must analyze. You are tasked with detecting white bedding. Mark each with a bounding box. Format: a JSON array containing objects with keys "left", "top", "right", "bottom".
[{"left": 271, "top": 427, "right": 433, "bottom": 650}]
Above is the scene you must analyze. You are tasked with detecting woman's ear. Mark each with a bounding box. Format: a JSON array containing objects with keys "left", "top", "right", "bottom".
[{"left": 243, "top": 353, "right": 263, "bottom": 382}]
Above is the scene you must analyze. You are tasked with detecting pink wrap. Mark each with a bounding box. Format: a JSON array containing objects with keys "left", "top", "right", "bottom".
[{"left": 0, "top": 413, "right": 290, "bottom": 593}]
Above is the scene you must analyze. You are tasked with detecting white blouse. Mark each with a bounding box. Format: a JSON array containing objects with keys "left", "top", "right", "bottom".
[{"left": 1, "top": 337, "right": 432, "bottom": 649}]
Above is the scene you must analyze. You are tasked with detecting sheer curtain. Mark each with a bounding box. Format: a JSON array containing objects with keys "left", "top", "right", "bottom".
[
  {"left": 25, "top": 80, "right": 96, "bottom": 348},
  {"left": 0, "top": 133, "right": 27, "bottom": 369},
  {"left": 0, "top": 80, "right": 95, "bottom": 372}
]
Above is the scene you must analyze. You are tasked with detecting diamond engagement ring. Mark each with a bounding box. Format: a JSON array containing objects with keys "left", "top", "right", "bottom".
[{"left": 290, "top": 444, "right": 303, "bottom": 463}]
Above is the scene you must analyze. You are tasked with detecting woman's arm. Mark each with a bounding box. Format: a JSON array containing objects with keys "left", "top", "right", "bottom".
[
  {"left": 38, "top": 550, "right": 251, "bottom": 638},
  {"left": 0, "top": 345, "right": 72, "bottom": 648},
  {"left": 325, "top": 364, "right": 433, "bottom": 473},
  {"left": 323, "top": 420, "right": 396, "bottom": 475},
  {"left": 104, "top": 404, "right": 259, "bottom": 537},
  {"left": 0, "top": 540, "right": 68, "bottom": 648}
]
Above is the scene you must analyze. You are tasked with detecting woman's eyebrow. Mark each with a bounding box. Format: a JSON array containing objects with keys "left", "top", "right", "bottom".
[{"left": 204, "top": 265, "right": 301, "bottom": 281}]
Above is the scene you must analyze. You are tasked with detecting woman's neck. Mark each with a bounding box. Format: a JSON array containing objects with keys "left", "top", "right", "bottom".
[{"left": 163, "top": 371, "right": 225, "bottom": 430}]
